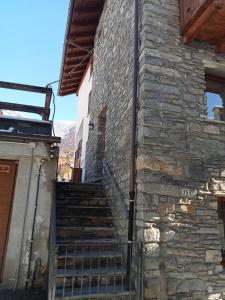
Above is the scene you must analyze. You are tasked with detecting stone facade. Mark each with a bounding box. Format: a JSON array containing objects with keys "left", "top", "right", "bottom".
[
  {"left": 85, "top": 0, "right": 225, "bottom": 299},
  {"left": 85, "top": 0, "right": 135, "bottom": 237}
]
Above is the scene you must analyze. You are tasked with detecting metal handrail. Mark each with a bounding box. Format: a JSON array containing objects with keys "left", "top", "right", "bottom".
[
  {"left": 103, "top": 160, "right": 128, "bottom": 219},
  {"left": 48, "top": 180, "right": 57, "bottom": 300}
]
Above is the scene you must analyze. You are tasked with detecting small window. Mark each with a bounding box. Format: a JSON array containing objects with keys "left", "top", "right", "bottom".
[
  {"left": 205, "top": 73, "right": 225, "bottom": 121},
  {"left": 206, "top": 92, "right": 223, "bottom": 120}
]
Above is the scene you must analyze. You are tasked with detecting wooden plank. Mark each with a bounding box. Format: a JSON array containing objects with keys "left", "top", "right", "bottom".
[
  {"left": 0, "top": 101, "right": 48, "bottom": 117},
  {"left": 0, "top": 81, "right": 52, "bottom": 95},
  {"left": 44, "top": 93, "right": 52, "bottom": 121},
  {"left": 183, "top": 1, "right": 217, "bottom": 44},
  {"left": 206, "top": 74, "right": 225, "bottom": 84},
  {"left": 216, "top": 41, "right": 225, "bottom": 53}
]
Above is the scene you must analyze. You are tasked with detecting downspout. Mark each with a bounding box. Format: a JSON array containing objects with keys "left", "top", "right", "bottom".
[
  {"left": 14, "top": 147, "right": 35, "bottom": 290},
  {"left": 126, "top": 0, "right": 139, "bottom": 286},
  {"left": 25, "top": 162, "right": 42, "bottom": 289}
]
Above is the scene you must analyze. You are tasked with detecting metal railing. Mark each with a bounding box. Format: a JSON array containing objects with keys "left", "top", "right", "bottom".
[
  {"left": 103, "top": 160, "right": 128, "bottom": 219},
  {"left": 48, "top": 181, "right": 57, "bottom": 300},
  {"left": 54, "top": 241, "right": 134, "bottom": 299}
]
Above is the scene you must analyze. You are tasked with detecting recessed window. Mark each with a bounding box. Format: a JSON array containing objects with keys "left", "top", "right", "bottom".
[
  {"left": 206, "top": 92, "right": 223, "bottom": 120},
  {"left": 205, "top": 73, "right": 225, "bottom": 121}
]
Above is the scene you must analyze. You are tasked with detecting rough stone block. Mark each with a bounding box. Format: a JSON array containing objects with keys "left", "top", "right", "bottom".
[
  {"left": 204, "top": 125, "right": 220, "bottom": 135},
  {"left": 178, "top": 204, "right": 196, "bottom": 214},
  {"left": 177, "top": 279, "right": 206, "bottom": 293},
  {"left": 137, "top": 155, "right": 183, "bottom": 176},
  {"left": 205, "top": 250, "right": 222, "bottom": 263},
  {"left": 158, "top": 203, "right": 176, "bottom": 216}
]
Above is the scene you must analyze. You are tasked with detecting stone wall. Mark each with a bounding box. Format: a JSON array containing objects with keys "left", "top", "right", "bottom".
[
  {"left": 85, "top": 0, "right": 135, "bottom": 237},
  {"left": 85, "top": 0, "right": 225, "bottom": 299},
  {"left": 138, "top": 0, "right": 225, "bottom": 299}
]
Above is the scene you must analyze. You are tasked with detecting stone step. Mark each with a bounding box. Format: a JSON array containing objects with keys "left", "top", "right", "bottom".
[
  {"left": 56, "top": 238, "right": 121, "bottom": 246},
  {"left": 57, "top": 241, "right": 123, "bottom": 256},
  {"left": 57, "top": 256, "right": 123, "bottom": 270},
  {"left": 55, "top": 286, "right": 135, "bottom": 300},
  {"left": 56, "top": 205, "right": 110, "bottom": 209},
  {"left": 56, "top": 197, "right": 108, "bottom": 207},
  {"left": 56, "top": 207, "right": 112, "bottom": 217},
  {"left": 56, "top": 183, "right": 103, "bottom": 189},
  {"left": 57, "top": 251, "right": 123, "bottom": 259},
  {"left": 56, "top": 215, "right": 114, "bottom": 227},
  {"left": 57, "top": 191, "right": 105, "bottom": 199},
  {"left": 56, "top": 226, "right": 116, "bottom": 240},
  {"left": 56, "top": 266, "right": 126, "bottom": 278}
]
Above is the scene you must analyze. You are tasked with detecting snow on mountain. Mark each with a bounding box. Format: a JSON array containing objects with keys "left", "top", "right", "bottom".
[
  {"left": 54, "top": 121, "right": 76, "bottom": 167},
  {"left": 0, "top": 109, "right": 28, "bottom": 118},
  {"left": 53, "top": 120, "right": 76, "bottom": 139}
]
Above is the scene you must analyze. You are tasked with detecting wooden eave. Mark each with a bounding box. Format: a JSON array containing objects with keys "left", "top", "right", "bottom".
[
  {"left": 58, "top": 0, "right": 105, "bottom": 96},
  {"left": 180, "top": 0, "right": 225, "bottom": 53}
]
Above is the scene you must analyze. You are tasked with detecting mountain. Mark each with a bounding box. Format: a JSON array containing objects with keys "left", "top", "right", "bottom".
[
  {"left": 53, "top": 121, "right": 76, "bottom": 139},
  {"left": 54, "top": 121, "right": 76, "bottom": 167}
]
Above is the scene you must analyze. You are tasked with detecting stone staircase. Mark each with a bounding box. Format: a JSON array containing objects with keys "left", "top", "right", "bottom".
[{"left": 54, "top": 182, "right": 134, "bottom": 299}]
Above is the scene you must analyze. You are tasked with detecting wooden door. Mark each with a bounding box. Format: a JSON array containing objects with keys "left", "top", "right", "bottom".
[{"left": 0, "top": 160, "right": 17, "bottom": 280}]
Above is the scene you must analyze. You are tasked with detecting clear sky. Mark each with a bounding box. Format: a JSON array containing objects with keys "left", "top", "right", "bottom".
[{"left": 0, "top": 1, "right": 77, "bottom": 122}]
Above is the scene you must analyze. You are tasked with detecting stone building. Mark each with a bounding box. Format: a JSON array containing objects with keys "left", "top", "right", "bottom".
[{"left": 59, "top": 0, "right": 225, "bottom": 299}]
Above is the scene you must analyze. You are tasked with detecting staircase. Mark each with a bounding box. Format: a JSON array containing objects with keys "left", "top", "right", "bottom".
[{"left": 51, "top": 182, "right": 134, "bottom": 300}]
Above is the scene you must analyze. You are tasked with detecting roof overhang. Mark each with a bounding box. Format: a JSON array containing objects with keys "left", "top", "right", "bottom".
[{"left": 58, "top": 0, "right": 105, "bottom": 96}]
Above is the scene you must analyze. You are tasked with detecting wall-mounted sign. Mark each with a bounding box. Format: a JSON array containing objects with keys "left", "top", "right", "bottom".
[{"left": 181, "top": 188, "right": 197, "bottom": 198}]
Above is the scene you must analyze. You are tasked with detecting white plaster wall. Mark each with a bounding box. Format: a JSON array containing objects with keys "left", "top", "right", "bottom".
[
  {"left": 0, "top": 140, "right": 58, "bottom": 289},
  {"left": 76, "top": 65, "right": 92, "bottom": 181}
]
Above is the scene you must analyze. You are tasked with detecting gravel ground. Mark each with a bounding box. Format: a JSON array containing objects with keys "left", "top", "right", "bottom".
[{"left": 0, "top": 290, "right": 47, "bottom": 300}]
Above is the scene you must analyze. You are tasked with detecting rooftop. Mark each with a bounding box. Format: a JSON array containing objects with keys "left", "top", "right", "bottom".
[
  {"left": 0, "top": 81, "right": 61, "bottom": 144},
  {"left": 58, "top": 0, "right": 105, "bottom": 96}
]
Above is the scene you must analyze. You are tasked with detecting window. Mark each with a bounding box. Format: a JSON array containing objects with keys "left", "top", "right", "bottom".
[
  {"left": 205, "top": 73, "right": 225, "bottom": 121},
  {"left": 206, "top": 92, "right": 223, "bottom": 120}
]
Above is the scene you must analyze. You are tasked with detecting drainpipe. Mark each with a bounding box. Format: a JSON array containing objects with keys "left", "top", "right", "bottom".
[
  {"left": 25, "top": 162, "right": 42, "bottom": 289},
  {"left": 126, "top": 0, "right": 139, "bottom": 287},
  {"left": 14, "top": 146, "right": 35, "bottom": 290}
]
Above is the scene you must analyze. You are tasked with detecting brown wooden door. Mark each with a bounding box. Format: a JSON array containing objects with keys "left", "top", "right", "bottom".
[{"left": 0, "top": 160, "right": 17, "bottom": 280}]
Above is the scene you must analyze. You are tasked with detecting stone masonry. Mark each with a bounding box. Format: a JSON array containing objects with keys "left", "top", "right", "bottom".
[
  {"left": 85, "top": 0, "right": 225, "bottom": 299},
  {"left": 85, "top": 0, "right": 135, "bottom": 238}
]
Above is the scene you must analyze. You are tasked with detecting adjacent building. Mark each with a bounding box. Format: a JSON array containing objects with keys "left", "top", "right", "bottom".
[{"left": 0, "top": 83, "right": 59, "bottom": 290}]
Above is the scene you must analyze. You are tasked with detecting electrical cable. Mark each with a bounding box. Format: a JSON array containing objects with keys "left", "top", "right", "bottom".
[
  {"left": 45, "top": 47, "right": 93, "bottom": 89},
  {"left": 66, "top": 39, "right": 91, "bottom": 53}
]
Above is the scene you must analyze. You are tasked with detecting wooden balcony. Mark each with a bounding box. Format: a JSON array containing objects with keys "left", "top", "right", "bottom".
[{"left": 179, "top": 0, "right": 225, "bottom": 52}]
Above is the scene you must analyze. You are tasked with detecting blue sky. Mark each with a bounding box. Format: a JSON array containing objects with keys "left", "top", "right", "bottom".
[{"left": 0, "top": 1, "right": 77, "bottom": 121}]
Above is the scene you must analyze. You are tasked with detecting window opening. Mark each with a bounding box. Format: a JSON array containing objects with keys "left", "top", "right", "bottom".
[
  {"left": 205, "top": 73, "right": 225, "bottom": 121},
  {"left": 95, "top": 106, "right": 107, "bottom": 179},
  {"left": 206, "top": 92, "right": 223, "bottom": 120}
]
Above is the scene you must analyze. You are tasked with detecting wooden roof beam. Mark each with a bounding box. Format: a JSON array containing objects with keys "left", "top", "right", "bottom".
[
  {"left": 73, "top": 19, "right": 99, "bottom": 27},
  {"left": 61, "top": 81, "right": 81, "bottom": 88},
  {"left": 60, "top": 87, "right": 79, "bottom": 96}
]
